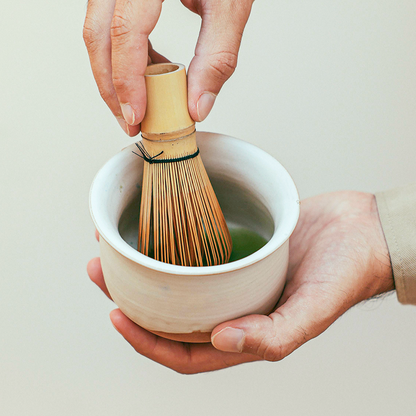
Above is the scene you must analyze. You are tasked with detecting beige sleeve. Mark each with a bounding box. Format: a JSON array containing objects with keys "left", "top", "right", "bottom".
[{"left": 375, "top": 184, "right": 416, "bottom": 305}]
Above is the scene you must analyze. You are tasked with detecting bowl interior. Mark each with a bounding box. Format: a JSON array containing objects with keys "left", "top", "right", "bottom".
[
  {"left": 90, "top": 132, "right": 299, "bottom": 275},
  {"left": 118, "top": 173, "right": 275, "bottom": 263}
]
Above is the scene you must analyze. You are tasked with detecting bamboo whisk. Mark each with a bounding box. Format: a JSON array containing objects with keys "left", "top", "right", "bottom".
[{"left": 135, "top": 63, "right": 232, "bottom": 267}]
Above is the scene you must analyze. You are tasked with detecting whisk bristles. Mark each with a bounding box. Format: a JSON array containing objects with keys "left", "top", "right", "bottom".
[{"left": 137, "top": 146, "right": 232, "bottom": 267}]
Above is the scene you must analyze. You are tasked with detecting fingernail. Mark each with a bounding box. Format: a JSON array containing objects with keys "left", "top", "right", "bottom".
[
  {"left": 211, "top": 327, "right": 245, "bottom": 353},
  {"left": 121, "top": 103, "right": 135, "bottom": 125},
  {"left": 197, "top": 92, "right": 216, "bottom": 122},
  {"left": 117, "top": 117, "right": 128, "bottom": 134}
]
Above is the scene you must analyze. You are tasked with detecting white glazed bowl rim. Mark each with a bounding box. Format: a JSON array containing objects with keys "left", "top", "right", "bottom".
[{"left": 89, "top": 132, "right": 300, "bottom": 276}]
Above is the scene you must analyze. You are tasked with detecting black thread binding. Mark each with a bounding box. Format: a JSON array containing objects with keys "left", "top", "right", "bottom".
[{"left": 133, "top": 141, "right": 200, "bottom": 164}]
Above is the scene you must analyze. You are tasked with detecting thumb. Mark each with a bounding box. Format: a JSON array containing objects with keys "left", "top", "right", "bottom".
[
  {"left": 211, "top": 293, "right": 342, "bottom": 361},
  {"left": 187, "top": 1, "right": 253, "bottom": 122}
]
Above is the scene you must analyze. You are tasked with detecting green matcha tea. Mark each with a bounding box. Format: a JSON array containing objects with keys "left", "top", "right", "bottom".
[
  {"left": 118, "top": 177, "right": 273, "bottom": 265},
  {"left": 228, "top": 227, "right": 268, "bottom": 262}
]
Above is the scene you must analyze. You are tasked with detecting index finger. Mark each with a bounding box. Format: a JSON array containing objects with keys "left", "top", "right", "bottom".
[
  {"left": 110, "top": 309, "right": 260, "bottom": 374},
  {"left": 111, "top": 0, "right": 163, "bottom": 126}
]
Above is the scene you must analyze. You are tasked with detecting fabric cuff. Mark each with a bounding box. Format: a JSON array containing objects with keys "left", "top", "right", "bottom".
[{"left": 375, "top": 184, "right": 416, "bottom": 305}]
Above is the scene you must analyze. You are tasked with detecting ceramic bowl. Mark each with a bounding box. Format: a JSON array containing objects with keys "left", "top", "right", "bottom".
[{"left": 90, "top": 132, "right": 299, "bottom": 342}]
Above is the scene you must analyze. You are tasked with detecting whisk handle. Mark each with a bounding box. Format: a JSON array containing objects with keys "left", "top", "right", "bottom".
[{"left": 141, "top": 63, "right": 195, "bottom": 136}]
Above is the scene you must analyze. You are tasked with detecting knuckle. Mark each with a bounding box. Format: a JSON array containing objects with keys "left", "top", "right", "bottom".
[
  {"left": 111, "top": 74, "right": 129, "bottom": 93},
  {"left": 111, "top": 13, "right": 132, "bottom": 41},
  {"left": 83, "top": 18, "right": 102, "bottom": 51},
  {"left": 263, "top": 341, "right": 285, "bottom": 362},
  {"left": 294, "top": 324, "right": 309, "bottom": 344},
  {"left": 207, "top": 51, "right": 238, "bottom": 82},
  {"left": 255, "top": 330, "right": 285, "bottom": 362}
]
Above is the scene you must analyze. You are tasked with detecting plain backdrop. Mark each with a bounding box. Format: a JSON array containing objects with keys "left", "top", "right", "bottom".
[{"left": 1, "top": 1, "right": 415, "bottom": 415}]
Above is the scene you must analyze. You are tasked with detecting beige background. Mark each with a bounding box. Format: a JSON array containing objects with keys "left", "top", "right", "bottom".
[{"left": 1, "top": 0, "right": 416, "bottom": 414}]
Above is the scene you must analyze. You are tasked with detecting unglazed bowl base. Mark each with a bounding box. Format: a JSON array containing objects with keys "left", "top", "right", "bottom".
[
  {"left": 149, "top": 330, "right": 212, "bottom": 343},
  {"left": 146, "top": 302, "right": 279, "bottom": 344}
]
